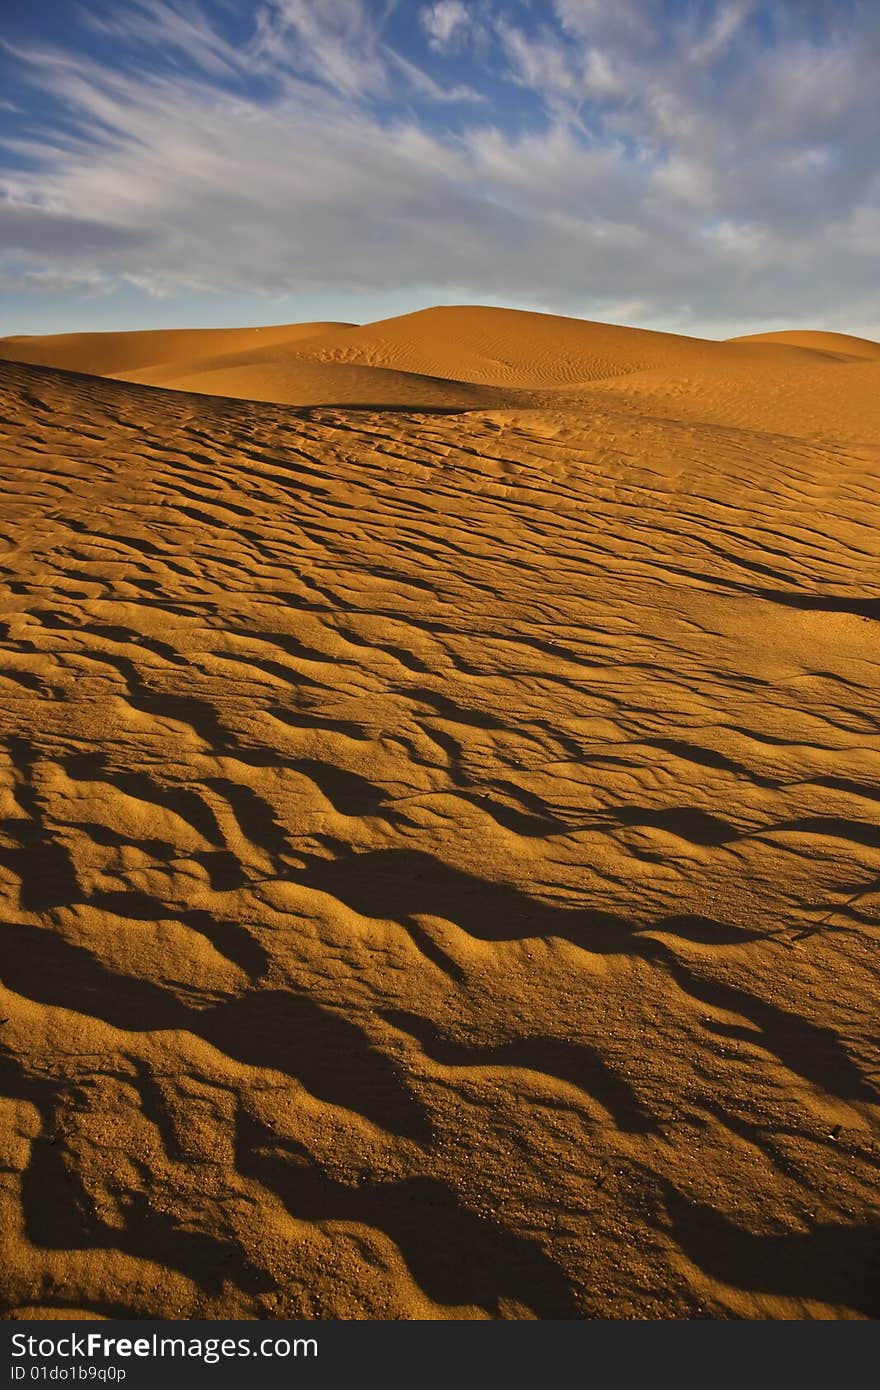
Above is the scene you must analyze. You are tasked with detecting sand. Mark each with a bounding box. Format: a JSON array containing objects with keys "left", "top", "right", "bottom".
[{"left": 0, "top": 306, "right": 878, "bottom": 1320}]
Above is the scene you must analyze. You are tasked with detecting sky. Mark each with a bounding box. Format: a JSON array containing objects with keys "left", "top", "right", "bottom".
[{"left": 0, "top": 0, "right": 878, "bottom": 339}]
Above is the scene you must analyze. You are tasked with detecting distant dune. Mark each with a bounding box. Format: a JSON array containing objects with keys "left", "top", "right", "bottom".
[
  {"left": 0, "top": 320, "right": 355, "bottom": 378},
  {"left": 728, "top": 328, "right": 880, "bottom": 359},
  {"left": 2, "top": 306, "right": 878, "bottom": 436},
  {"left": 0, "top": 304, "right": 878, "bottom": 1321}
]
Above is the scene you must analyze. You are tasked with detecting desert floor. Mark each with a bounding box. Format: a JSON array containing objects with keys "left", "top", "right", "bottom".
[{"left": 0, "top": 306, "right": 878, "bottom": 1319}]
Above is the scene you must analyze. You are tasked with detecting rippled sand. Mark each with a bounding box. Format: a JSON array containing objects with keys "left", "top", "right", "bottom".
[{"left": 0, "top": 306, "right": 878, "bottom": 1319}]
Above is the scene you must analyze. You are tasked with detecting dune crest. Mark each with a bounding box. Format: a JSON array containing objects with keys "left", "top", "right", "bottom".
[
  {"left": 728, "top": 329, "right": 880, "bottom": 359},
  {"left": 0, "top": 320, "right": 355, "bottom": 379}
]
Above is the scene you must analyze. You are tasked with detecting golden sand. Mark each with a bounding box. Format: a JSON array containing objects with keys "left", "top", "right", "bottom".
[{"left": 0, "top": 306, "right": 878, "bottom": 1318}]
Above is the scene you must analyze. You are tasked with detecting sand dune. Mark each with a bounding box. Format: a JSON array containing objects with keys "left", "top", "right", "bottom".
[
  {"left": 114, "top": 357, "right": 515, "bottom": 411},
  {"left": 250, "top": 304, "right": 725, "bottom": 386},
  {"left": 0, "top": 320, "right": 354, "bottom": 379},
  {"left": 0, "top": 306, "right": 878, "bottom": 1320},
  {"left": 4, "top": 306, "right": 878, "bottom": 431},
  {"left": 729, "top": 329, "right": 880, "bottom": 359},
  {"left": 3, "top": 304, "right": 704, "bottom": 390}
]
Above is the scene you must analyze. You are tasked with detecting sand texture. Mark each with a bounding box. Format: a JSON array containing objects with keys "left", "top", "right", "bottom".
[{"left": 0, "top": 306, "right": 878, "bottom": 1319}]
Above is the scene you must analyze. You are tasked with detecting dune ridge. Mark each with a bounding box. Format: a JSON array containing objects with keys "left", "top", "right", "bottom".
[
  {"left": 728, "top": 329, "right": 880, "bottom": 359},
  {"left": 0, "top": 320, "right": 355, "bottom": 379},
  {"left": 3, "top": 306, "right": 878, "bottom": 440},
  {"left": 0, "top": 305, "right": 878, "bottom": 1320}
]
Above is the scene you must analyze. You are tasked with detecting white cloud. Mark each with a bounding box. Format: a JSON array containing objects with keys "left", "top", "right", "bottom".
[
  {"left": 421, "top": 2, "right": 471, "bottom": 50},
  {"left": 253, "top": 0, "right": 389, "bottom": 97},
  {"left": 496, "top": 20, "right": 578, "bottom": 95},
  {"left": 80, "top": 0, "right": 242, "bottom": 78},
  {"left": 687, "top": 0, "right": 755, "bottom": 66}
]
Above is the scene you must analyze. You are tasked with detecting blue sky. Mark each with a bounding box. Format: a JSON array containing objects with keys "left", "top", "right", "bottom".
[{"left": 1, "top": 0, "right": 877, "bottom": 338}]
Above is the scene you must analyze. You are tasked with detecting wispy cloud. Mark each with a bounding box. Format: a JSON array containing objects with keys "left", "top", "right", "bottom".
[
  {"left": 79, "top": 0, "right": 244, "bottom": 79},
  {"left": 421, "top": 2, "right": 472, "bottom": 50},
  {"left": 0, "top": 0, "right": 877, "bottom": 335},
  {"left": 252, "top": 0, "right": 390, "bottom": 97}
]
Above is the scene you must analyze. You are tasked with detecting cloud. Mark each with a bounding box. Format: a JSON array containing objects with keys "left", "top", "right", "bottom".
[
  {"left": 421, "top": 3, "right": 471, "bottom": 50},
  {"left": 79, "top": 0, "right": 243, "bottom": 79},
  {"left": 0, "top": 200, "right": 151, "bottom": 257},
  {"left": 0, "top": 266, "right": 114, "bottom": 296},
  {"left": 253, "top": 0, "right": 390, "bottom": 97},
  {"left": 0, "top": 0, "right": 878, "bottom": 336}
]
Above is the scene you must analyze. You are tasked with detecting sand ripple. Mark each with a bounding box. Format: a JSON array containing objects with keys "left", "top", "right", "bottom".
[{"left": 0, "top": 333, "right": 878, "bottom": 1318}]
